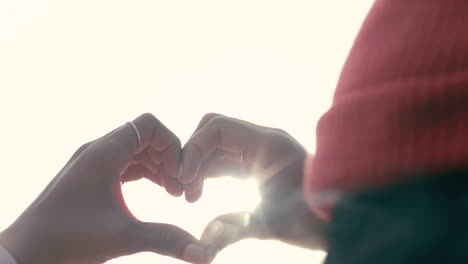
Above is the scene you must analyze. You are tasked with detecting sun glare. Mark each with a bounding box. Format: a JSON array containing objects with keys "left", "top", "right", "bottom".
[{"left": 1, "top": 0, "right": 374, "bottom": 263}]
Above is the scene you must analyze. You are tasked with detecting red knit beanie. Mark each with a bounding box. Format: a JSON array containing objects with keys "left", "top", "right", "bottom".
[{"left": 304, "top": 0, "right": 468, "bottom": 218}]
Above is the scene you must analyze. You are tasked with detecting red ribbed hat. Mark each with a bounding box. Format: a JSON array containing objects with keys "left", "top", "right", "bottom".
[{"left": 304, "top": 0, "right": 468, "bottom": 217}]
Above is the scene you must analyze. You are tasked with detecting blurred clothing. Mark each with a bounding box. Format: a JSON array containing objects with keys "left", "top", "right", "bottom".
[{"left": 325, "top": 169, "right": 468, "bottom": 264}]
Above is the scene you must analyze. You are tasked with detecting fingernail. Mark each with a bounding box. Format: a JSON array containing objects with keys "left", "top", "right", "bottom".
[
  {"left": 174, "top": 183, "right": 184, "bottom": 197},
  {"left": 184, "top": 244, "right": 207, "bottom": 264}
]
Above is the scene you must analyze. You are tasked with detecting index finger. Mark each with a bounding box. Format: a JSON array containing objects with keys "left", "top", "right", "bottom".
[
  {"left": 201, "top": 211, "right": 266, "bottom": 251},
  {"left": 179, "top": 115, "right": 262, "bottom": 185},
  {"left": 88, "top": 113, "right": 181, "bottom": 176}
]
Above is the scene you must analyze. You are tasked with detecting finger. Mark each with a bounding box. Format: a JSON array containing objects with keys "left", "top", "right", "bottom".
[
  {"left": 184, "top": 172, "right": 204, "bottom": 195},
  {"left": 185, "top": 177, "right": 204, "bottom": 203},
  {"left": 134, "top": 151, "right": 160, "bottom": 173},
  {"left": 201, "top": 215, "right": 244, "bottom": 250},
  {"left": 66, "top": 126, "right": 122, "bottom": 165},
  {"left": 179, "top": 136, "right": 213, "bottom": 185},
  {"left": 179, "top": 116, "right": 260, "bottom": 185},
  {"left": 197, "top": 151, "right": 248, "bottom": 179},
  {"left": 53, "top": 141, "right": 95, "bottom": 178},
  {"left": 120, "top": 164, "right": 146, "bottom": 182},
  {"left": 149, "top": 123, "right": 182, "bottom": 179},
  {"left": 121, "top": 164, "right": 162, "bottom": 186},
  {"left": 193, "top": 113, "right": 268, "bottom": 135},
  {"left": 201, "top": 212, "right": 264, "bottom": 251},
  {"left": 127, "top": 221, "right": 218, "bottom": 264},
  {"left": 161, "top": 170, "right": 184, "bottom": 197},
  {"left": 184, "top": 154, "right": 246, "bottom": 203},
  {"left": 84, "top": 113, "right": 180, "bottom": 178},
  {"left": 69, "top": 141, "right": 94, "bottom": 161},
  {"left": 160, "top": 143, "right": 181, "bottom": 179},
  {"left": 193, "top": 113, "right": 220, "bottom": 133}
]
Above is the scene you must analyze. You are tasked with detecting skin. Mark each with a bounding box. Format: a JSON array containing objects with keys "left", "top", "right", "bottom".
[
  {"left": 0, "top": 112, "right": 325, "bottom": 264},
  {"left": 0, "top": 113, "right": 216, "bottom": 264},
  {"left": 178, "top": 113, "right": 327, "bottom": 254}
]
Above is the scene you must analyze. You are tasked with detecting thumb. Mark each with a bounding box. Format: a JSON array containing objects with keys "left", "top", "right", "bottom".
[
  {"left": 126, "top": 221, "right": 218, "bottom": 264},
  {"left": 201, "top": 211, "right": 270, "bottom": 252}
]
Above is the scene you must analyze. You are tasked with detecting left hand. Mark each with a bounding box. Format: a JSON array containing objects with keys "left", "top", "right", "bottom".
[
  {"left": 0, "top": 113, "right": 216, "bottom": 264},
  {"left": 177, "top": 114, "right": 326, "bottom": 254}
]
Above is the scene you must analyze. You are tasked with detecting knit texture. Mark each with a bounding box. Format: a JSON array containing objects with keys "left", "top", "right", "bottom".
[{"left": 304, "top": 0, "right": 468, "bottom": 213}]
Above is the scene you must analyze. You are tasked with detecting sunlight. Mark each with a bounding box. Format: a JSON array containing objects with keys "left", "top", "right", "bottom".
[
  {"left": 119, "top": 176, "right": 326, "bottom": 264},
  {"left": 122, "top": 177, "right": 261, "bottom": 237},
  {"left": 119, "top": 177, "right": 265, "bottom": 264},
  {"left": 205, "top": 177, "right": 262, "bottom": 212},
  {"left": 0, "top": 1, "right": 374, "bottom": 263}
]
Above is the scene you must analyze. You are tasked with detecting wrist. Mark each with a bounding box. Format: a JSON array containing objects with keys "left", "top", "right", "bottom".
[
  {"left": 257, "top": 157, "right": 327, "bottom": 250},
  {"left": 255, "top": 194, "right": 327, "bottom": 250},
  {"left": 0, "top": 222, "right": 57, "bottom": 264}
]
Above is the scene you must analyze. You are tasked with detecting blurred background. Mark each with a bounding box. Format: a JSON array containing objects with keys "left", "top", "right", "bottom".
[{"left": 0, "top": 1, "right": 373, "bottom": 263}]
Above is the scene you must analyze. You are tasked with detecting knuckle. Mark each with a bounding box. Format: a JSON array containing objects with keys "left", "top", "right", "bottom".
[
  {"left": 267, "top": 132, "right": 304, "bottom": 156},
  {"left": 183, "top": 140, "right": 194, "bottom": 150},
  {"left": 261, "top": 129, "right": 282, "bottom": 141},
  {"left": 155, "top": 224, "right": 187, "bottom": 256},
  {"left": 200, "top": 112, "right": 220, "bottom": 125},
  {"left": 200, "top": 113, "right": 229, "bottom": 130},
  {"left": 272, "top": 127, "right": 290, "bottom": 137},
  {"left": 140, "top": 112, "right": 159, "bottom": 125},
  {"left": 262, "top": 130, "right": 293, "bottom": 150},
  {"left": 172, "top": 135, "right": 182, "bottom": 148},
  {"left": 160, "top": 224, "right": 179, "bottom": 243},
  {"left": 206, "top": 115, "right": 228, "bottom": 127},
  {"left": 74, "top": 141, "right": 94, "bottom": 156},
  {"left": 85, "top": 140, "right": 121, "bottom": 168},
  {"left": 78, "top": 141, "right": 92, "bottom": 152},
  {"left": 261, "top": 126, "right": 289, "bottom": 138}
]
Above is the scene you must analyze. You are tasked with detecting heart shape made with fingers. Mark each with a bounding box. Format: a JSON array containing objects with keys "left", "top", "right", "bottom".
[{"left": 121, "top": 113, "right": 313, "bottom": 258}]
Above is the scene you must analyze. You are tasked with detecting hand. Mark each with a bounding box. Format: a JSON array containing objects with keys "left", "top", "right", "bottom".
[
  {"left": 177, "top": 114, "right": 326, "bottom": 253},
  {"left": 200, "top": 158, "right": 326, "bottom": 252},
  {"left": 0, "top": 113, "right": 216, "bottom": 264}
]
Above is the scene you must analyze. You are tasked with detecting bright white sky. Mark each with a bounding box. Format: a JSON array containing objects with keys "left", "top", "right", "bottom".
[{"left": 0, "top": 1, "right": 373, "bottom": 263}]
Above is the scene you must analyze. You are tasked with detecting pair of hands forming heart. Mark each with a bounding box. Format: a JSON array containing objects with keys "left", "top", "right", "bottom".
[{"left": 0, "top": 113, "right": 326, "bottom": 264}]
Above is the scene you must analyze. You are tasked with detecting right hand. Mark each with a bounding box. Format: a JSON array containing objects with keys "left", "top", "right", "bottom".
[
  {"left": 177, "top": 114, "right": 326, "bottom": 253},
  {"left": 0, "top": 113, "right": 216, "bottom": 264}
]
